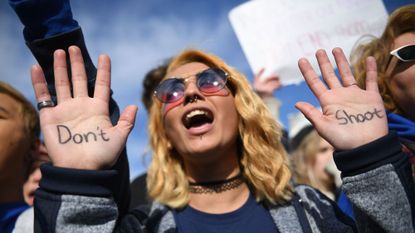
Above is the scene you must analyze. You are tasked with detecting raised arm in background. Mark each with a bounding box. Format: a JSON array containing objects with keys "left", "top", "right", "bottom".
[
  {"left": 9, "top": 0, "right": 132, "bottom": 221},
  {"left": 297, "top": 48, "right": 415, "bottom": 232}
]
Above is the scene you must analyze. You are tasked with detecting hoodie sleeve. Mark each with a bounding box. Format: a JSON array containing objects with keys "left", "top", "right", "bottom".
[
  {"left": 9, "top": 0, "right": 131, "bottom": 230},
  {"left": 334, "top": 132, "right": 415, "bottom": 232},
  {"left": 34, "top": 164, "right": 119, "bottom": 233},
  {"left": 28, "top": 28, "right": 132, "bottom": 232}
]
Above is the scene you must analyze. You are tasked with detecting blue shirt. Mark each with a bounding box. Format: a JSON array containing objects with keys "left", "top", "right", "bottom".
[
  {"left": 337, "top": 191, "right": 354, "bottom": 220},
  {"left": 0, "top": 202, "right": 29, "bottom": 233},
  {"left": 173, "top": 193, "right": 279, "bottom": 233},
  {"left": 387, "top": 112, "right": 415, "bottom": 141}
]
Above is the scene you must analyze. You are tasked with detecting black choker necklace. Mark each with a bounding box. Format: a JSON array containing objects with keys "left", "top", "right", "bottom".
[{"left": 188, "top": 174, "right": 244, "bottom": 194}]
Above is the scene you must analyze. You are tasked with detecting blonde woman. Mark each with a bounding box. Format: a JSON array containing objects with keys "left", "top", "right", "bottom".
[
  {"left": 290, "top": 125, "right": 354, "bottom": 218},
  {"left": 30, "top": 44, "right": 414, "bottom": 232},
  {"left": 291, "top": 127, "right": 337, "bottom": 200}
]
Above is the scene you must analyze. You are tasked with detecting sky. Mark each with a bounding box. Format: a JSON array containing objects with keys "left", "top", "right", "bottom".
[{"left": 0, "top": 0, "right": 413, "bottom": 180}]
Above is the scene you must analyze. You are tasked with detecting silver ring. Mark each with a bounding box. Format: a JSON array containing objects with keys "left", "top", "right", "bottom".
[
  {"left": 37, "top": 100, "right": 55, "bottom": 110},
  {"left": 347, "top": 82, "right": 358, "bottom": 87}
]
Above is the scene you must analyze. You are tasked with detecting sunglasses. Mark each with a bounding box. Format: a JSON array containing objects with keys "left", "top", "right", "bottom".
[
  {"left": 154, "top": 67, "right": 229, "bottom": 103},
  {"left": 386, "top": 44, "right": 415, "bottom": 69}
]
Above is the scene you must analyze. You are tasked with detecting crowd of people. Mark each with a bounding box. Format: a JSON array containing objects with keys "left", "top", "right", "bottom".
[{"left": 1, "top": 0, "right": 414, "bottom": 232}]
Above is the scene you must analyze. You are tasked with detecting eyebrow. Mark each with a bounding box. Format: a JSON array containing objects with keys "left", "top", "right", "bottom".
[{"left": 169, "top": 68, "right": 210, "bottom": 80}]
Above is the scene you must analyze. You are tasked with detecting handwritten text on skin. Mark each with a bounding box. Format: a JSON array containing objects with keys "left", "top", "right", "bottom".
[
  {"left": 57, "top": 125, "right": 110, "bottom": 144},
  {"left": 335, "top": 108, "right": 384, "bottom": 125}
]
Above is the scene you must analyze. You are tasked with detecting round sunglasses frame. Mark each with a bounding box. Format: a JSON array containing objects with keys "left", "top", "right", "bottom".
[{"left": 153, "top": 67, "right": 230, "bottom": 103}]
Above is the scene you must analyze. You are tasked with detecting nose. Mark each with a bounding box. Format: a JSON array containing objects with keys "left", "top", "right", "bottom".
[{"left": 183, "top": 77, "right": 204, "bottom": 105}]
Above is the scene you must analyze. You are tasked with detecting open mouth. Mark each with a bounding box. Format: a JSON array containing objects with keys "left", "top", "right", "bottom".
[{"left": 183, "top": 109, "right": 214, "bottom": 129}]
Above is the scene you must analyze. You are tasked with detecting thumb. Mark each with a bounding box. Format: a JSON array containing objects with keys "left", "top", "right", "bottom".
[
  {"left": 295, "top": 101, "right": 322, "bottom": 128},
  {"left": 116, "top": 105, "right": 138, "bottom": 136}
]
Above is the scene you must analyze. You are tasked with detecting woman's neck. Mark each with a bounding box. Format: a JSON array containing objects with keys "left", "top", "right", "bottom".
[
  {"left": 184, "top": 146, "right": 240, "bottom": 183},
  {"left": 184, "top": 151, "right": 249, "bottom": 214},
  {"left": 188, "top": 181, "right": 250, "bottom": 214},
  {"left": 317, "top": 178, "right": 336, "bottom": 201}
]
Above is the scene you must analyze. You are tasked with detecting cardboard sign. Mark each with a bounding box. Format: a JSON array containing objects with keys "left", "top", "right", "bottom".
[{"left": 229, "top": 0, "right": 388, "bottom": 85}]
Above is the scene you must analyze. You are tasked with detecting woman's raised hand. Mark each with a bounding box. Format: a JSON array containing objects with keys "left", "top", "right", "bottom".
[
  {"left": 296, "top": 48, "right": 388, "bottom": 150},
  {"left": 31, "top": 46, "right": 138, "bottom": 170}
]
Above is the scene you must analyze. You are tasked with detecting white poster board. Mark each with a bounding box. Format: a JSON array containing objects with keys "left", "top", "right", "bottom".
[{"left": 229, "top": 0, "right": 388, "bottom": 85}]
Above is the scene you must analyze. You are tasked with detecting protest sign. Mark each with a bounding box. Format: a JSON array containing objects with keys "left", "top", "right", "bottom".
[{"left": 229, "top": 0, "right": 388, "bottom": 85}]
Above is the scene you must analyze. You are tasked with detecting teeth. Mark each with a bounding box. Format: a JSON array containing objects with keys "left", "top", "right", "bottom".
[{"left": 186, "top": 110, "right": 207, "bottom": 121}]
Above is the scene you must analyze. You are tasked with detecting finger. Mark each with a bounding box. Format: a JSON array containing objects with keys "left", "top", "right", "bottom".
[
  {"left": 365, "top": 56, "right": 379, "bottom": 93},
  {"left": 265, "top": 76, "right": 280, "bottom": 82},
  {"left": 298, "top": 58, "right": 327, "bottom": 99},
  {"left": 266, "top": 79, "right": 282, "bottom": 90},
  {"left": 332, "top": 48, "right": 356, "bottom": 86},
  {"left": 94, "top": 54, "right": 111, "bottom": 102},
  {"left": 68, "top": 46, "right": 88, "bottom": 97},
  {"left": 116, "top": 105, "right": 138, "bottom": 136},
  {"left": 255, "top": 67, "right": 265, "bottom": 82},
  {"left": 31, "top": 64, "right": 52, "bottom": 103},
  {"left": 316, "top": 49, "right": 342, "bottom": 89},
  {"left": 295, "top": 101, "right": 323, "bottom": 129},
  {"left": 53, "top": 50, "right": 72, "bottom": 103}
]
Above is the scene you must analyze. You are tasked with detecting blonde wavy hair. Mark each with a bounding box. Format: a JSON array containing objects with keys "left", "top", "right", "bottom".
[
  {"left": 291, "top": 129, "right": 333, "bottom": 193},
  {"left": 351, "top": 5, "right": 415, "bottom": 114},
  {"left": 147, "top": 49, "right": 292, "bottom": 208}
]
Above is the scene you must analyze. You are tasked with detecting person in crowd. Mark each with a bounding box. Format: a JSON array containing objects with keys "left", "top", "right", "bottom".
[
  {"left": 132, "top": 63, "right": 289, "bottom": 209},
  {"left": 289, "top": 113, "right": 353, "bottom": 219},
  {"left": 351, "top": 5, "right": 415, "bottom": 174},
  {"left": 0, "top": 81, "right": 40, "bottom": 233},
  {"left": 291, "top": 126, "right": 336, "bottom": 198},
  {"left": 29, "top": 43, "right": 414, "bottom": 232},
  {"left": 9, "top": 0, "right": 132, "bottom": 218},
  {"left": 12, "top": 142, "right": 49, "bottom": 233},
  {"left": 133, "top": 63, "right": 289, "bottom": 208},
  {"left": 22, "top": 142, "right": 49, "bottom": 207}
]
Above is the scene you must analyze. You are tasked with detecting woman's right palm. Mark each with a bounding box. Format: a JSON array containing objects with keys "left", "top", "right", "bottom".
[{"left": 31, "top": 46, "right": 137, "bottom": 170}]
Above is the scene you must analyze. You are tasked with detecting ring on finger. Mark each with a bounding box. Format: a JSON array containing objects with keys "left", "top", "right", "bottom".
[
  {"left": 37, "top": 100, "right": 55, "bottom": 110},
  {"left": 346, "top": 82, "right": 358, "bottom": 87}
]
